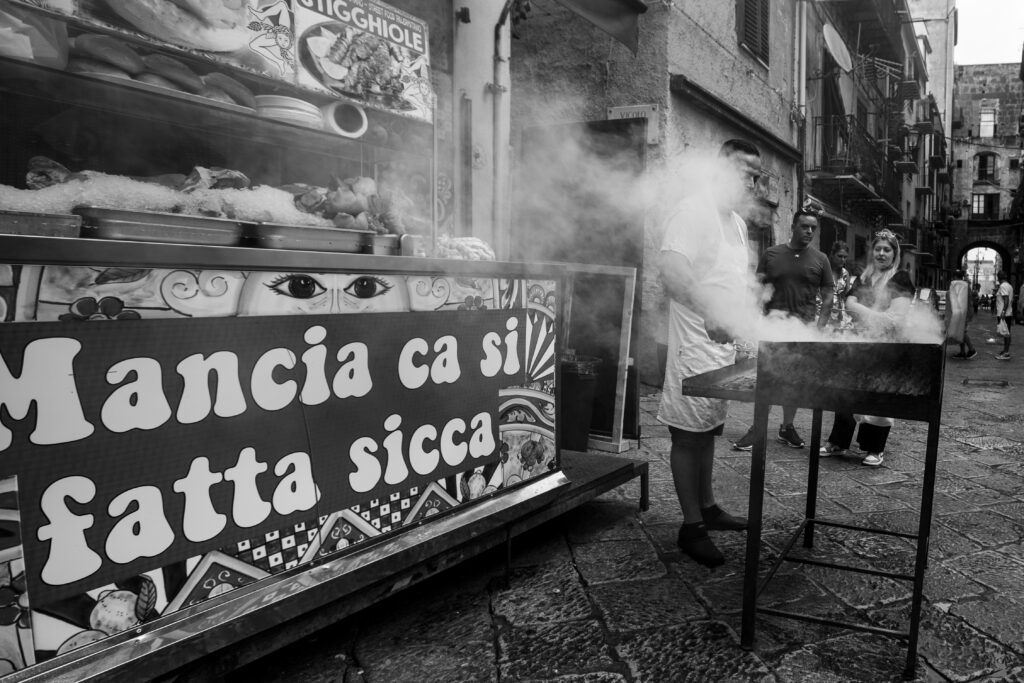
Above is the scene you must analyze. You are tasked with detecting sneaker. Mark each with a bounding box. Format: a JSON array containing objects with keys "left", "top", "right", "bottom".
[
  {"left": 777, "top": 424, "right": 805, "bottom": 448},
  {"left": 677, "top": 523, "right": 725, "bottom": 567},
  {"left": 731, "top": 426, "right": 756, "bottom": 451},
  {"left": 701, "top": 504, "right": 748, "bottom": 531},
  {"left": 965, "top": 350, "right": 978, "bottom": 359},
  {"left": 952, "top": 352, "right": 967, "bottom": 359},
  {"left": 996, "top": 352, "right": 1011, "bottom": 360},
  {"left": 861, "top": 453, "right": 884, "bottom": 467},
  {"left": 819, "top": 443, "right": 847, "bottom": 457}
]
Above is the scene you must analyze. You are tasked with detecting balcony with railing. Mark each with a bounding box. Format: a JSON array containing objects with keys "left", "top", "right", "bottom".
[{"left": 806, "top": 114, "right": 902, "bottom": 220}]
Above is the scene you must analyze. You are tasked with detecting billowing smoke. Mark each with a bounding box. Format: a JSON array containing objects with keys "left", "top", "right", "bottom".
[{"left": 513, "top": 131, "right": 944, "bottom": 346}]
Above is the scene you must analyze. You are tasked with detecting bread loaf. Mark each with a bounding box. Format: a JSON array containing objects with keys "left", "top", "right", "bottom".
[
  {"left": 141, "top": 54, "right": 202, "bottom": 93},
  {"left": 197, "top": 85, "right": 234, "bottom": 105},
  {"left": 103, "top": 0, "right": 250, "bottom": 52},
  {"left": 67, "top": 56, "right": 132, "bottom": 79},
  {"left": 71, "top": 34, "right": 145, "bottom": 75},
  {"left": 135, "top": 72, "right": 181, "bottom": 90},
  {"left": 201, "top": 72, "right": 255, "bottom": 108}
]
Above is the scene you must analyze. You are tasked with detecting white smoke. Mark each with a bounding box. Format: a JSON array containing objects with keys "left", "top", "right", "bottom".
[{"left": 512, "top": 134, "right": 944, "bottom": 346}]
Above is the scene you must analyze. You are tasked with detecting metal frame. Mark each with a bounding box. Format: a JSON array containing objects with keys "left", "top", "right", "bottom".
[
  {"left": 741, "top": 342, "right": 946, "bottom": 681},
  {"left": 679, "top": 342, "right": 946, "bottom": 680}
]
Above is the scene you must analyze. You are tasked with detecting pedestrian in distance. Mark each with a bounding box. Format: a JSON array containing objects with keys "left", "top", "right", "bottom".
[
  {"left": 657, "top": 138, "right": 758, "bottom": 567},
  {"left": 818, "top": 229, "right": 915, "bottom": 467},
  {"left": 1017, "top": 281, "right": 1024, "bottom": 325},
  {"left": 816, "top": 241, "right": 854, "bottom": 332},
  {"left": 995, "top": 271, "right": 1013, "bottom": 360},
  {"left": 948, "top": 269, "right": 977, "bottom": 359},
  {"left": 731, "top": 209, "right": 834, "bottom": 452}
]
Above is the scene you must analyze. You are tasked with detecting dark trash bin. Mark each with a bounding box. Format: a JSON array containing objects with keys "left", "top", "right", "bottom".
[{"left": 558, "top": 354, "right": 601, "bottom": 450}]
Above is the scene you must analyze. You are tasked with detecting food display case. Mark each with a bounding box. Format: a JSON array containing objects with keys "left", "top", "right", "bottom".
[{"left": 0, "top": 2, "right": 650, "bottom": 680}]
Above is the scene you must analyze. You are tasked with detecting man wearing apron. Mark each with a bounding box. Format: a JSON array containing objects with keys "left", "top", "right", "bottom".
[{"left": 657, "top": 139, "right": 760, "bottom": 567}]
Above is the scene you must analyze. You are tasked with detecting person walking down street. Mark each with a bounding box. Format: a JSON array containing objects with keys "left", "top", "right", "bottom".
[
  {"left": 995, "top": 271, "right": 1013, "bottom": 360},
  {"left": 948, "top": 270, "right": 977, "bottom": 359},
  {"left": 973, "top": 283, "right": 981, "bottom": 316},
  {"left": 657, "top": 139, "right": 758, "bottom": 567},
  {"left": 818, "top": 229, "right": 914, "bottom": 467},
  {"left": 731, "top": 210, "right": 834, "bottom": 452},
  {"left": 1017, "top": 281, "right": 1024, "bottom": 325}
]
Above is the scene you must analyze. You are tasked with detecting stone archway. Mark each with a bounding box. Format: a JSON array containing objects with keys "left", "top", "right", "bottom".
[{"left": 956, "top": 240, "right": 1010, "bottom": 274}]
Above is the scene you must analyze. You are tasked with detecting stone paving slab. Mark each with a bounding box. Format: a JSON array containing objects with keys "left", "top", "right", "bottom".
[
  {"left": 572, "top": 538, "right": 666, "bottom": 585},
  {"left": 497, "top": 619, "right": 616, "bottom": 680},
  {"left": 615, "top": 622, "right": 774, "bottom": 683}
]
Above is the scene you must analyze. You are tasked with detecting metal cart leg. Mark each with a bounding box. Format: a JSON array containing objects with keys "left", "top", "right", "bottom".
[
  {"left": 904, "top": 418, "right": 941, "bottom": 680},
  {"left": 741, "top": 399, "right": 771, "bottom": 649},
  {"left": 639, "top": 464, "right": 650, "bottom": 512},
  {"left": 804, "top": 409, "right": 824, "bottom": 548}
]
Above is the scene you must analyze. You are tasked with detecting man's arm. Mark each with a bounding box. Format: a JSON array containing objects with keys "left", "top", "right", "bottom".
[{"left": 659, "top": 250, "right": 732, "bottom": 344}]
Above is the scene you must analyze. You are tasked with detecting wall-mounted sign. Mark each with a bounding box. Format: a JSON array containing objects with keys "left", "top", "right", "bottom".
[{"left": 607, "top": 104, "right": 659, "bottom": 144}]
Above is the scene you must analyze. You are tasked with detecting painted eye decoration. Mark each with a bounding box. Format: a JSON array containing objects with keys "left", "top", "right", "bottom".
[
  {"left": 266, "top": 274, "right": 326, "bottom": 299},
  {"left": 344, "top": 276, "right": 394, "bottom": 299}
]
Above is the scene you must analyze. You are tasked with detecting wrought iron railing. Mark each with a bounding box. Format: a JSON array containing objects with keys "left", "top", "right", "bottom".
[{"left": 809, "top": 114, "right": 901, "bottom": 210}]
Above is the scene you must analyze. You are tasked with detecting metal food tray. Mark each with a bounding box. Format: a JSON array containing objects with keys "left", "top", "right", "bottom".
[
  {"left": 367, "top": 234, "right": 400, "bottom": 255},
  {"left": 244, "top": 223, "right": 373, "bottom": 253},
  {"left": 74, "top": 207, "right": 245, "bottom": 246},
  {"left": 0, "top": 210, "right": 81, "bottom": 237}
]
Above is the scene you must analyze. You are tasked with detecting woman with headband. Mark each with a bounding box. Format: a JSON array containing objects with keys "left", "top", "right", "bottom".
[{"left": 819, "top": 229, "right": 915, "bottom": 466}]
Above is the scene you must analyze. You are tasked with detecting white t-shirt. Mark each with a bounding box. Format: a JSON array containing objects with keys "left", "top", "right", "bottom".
[
  {"left": 657, "top": 196, "right": 749, "bottom": 432},
  {"left": 997, "top": 281, "right": 1013, "bottom": 317}
]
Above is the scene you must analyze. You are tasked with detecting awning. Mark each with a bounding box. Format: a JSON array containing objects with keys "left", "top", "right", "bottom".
[{"left": 552, "top": 0, "right": 648, "bottom": 54}]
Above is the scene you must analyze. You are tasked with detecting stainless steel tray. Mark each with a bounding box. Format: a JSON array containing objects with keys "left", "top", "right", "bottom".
[
  {"left": 0, "top": 210, "right": 81, "bottom": 237},
  {"left": 367, "top": 234, "right": 400, "bottom": 255},
  {"left": 75, "top": 207, "right": 245, "bottom": 246},
  {"left": 244, "top": 223, "right": 373, "bottom": 253}
]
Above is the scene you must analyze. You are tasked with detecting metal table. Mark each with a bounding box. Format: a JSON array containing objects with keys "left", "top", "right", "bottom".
[{"left": 680, "top": 342, "right": 945, "bottom": 680}]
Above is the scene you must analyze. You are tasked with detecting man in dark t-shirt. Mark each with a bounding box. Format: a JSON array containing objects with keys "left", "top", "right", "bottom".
[
  {"left": 733, "top": 210, "right": 834, "bottom": 451},
  {"left": 759, "top": 212, "right": 834, "bottom": 324}
]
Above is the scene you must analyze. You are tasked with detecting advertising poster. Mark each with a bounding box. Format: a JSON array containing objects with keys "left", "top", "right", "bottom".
[
  {"left": 0, "top": 265, "right": 558, "bottom": 670},
  {"left": 293, "top": 0, "right": 433, "bottom": 122}
]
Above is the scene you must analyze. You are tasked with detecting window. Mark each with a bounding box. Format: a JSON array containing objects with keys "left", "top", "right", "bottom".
[
  {"left": 971, "top": 193, "right": 1000, "bottom": 218},
  {"left": 738, "top": 0, "right": 770, "bottom": 65},
  {"left": 1011, "top": 158, "right": 1020, "bottom": 171},
  {"left": 976, "top": 153, "right": 997, "bottom": 182},
  {"left": 979, "top": 105, "right": 997, "bottom": 137},
  {"left": 956, "top": 159, "right": 963, "bottom": 168}
]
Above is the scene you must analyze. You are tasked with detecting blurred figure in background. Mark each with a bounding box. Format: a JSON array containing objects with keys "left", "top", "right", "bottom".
[
  {"left": 818, "top": 240, "right": 853, "bottom": 332},
  {"left": 657, "top": 139, "right": 759, "bottom": 567},
  {"left": 948, "top": 269, "right": 977, "bottom": 359},
  {"left": 995, "top": 271, "right": 1013, "bottom": 360}
]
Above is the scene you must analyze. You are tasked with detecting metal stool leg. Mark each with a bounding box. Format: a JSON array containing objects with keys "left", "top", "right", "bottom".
[
  {"left": 741, "top": 399, "right": 771, "bottom": 649},
  {"left": 904, "top": 418, "right": 941, "bottom": 680},
  {"left": 804, "top": 409, "right": 823, "bottom": 548}
]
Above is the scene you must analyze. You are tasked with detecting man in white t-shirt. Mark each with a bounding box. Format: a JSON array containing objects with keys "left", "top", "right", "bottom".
[
  {"left": 657, "top": 139, "right": 759, "bottom": 567},
  {"left": 995, "top": 271, "right": 1013, "bottom": 360}
]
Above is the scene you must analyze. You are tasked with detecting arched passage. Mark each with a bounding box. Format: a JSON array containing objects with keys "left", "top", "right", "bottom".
[{"left": 958, "top": 241, "right": 1010, "bottom": 297}]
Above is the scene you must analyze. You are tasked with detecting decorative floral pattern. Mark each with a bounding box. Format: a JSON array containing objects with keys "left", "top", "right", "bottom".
[
  {"left": 58, "top": 297, "right": 140, "bottom": 322},
  {"left": 0, "top": 575, "right": 28, "bottom": 630},
  {"left": 458, "top": 295, "right": 487, "bottom": 311}
]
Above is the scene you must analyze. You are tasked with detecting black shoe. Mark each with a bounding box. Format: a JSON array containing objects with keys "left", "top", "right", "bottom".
[
  {"left": 731, "top": 426, "right": 756, "bottom": 451},
  {"left": 777, "top": 424, "right": 805, "bottom": 448},
  {"left": 702, "top": 504, "right": 748, "bottom": 531},
  {"left": 677, "top": 523, "right": 725, "bottom": 567},
  {"left": 965, "top": 350, "right": 978, "bottom": 359},
  {"left": 952, "top": 352, "right": 967, "bottom": 359}
]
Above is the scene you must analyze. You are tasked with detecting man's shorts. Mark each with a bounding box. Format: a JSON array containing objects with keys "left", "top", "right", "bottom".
[{"left": 668, "top": 423, "right": 724, "bottom": 447}]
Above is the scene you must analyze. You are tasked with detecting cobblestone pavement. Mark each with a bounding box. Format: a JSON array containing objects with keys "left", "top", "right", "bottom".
[{"left": 232, "top": 318, "right": 1024, "bottom": 682}]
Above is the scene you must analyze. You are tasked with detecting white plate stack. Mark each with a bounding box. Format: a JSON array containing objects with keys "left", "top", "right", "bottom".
[{"left": 254, "top": 95, "right": 324, "bottom": 129}]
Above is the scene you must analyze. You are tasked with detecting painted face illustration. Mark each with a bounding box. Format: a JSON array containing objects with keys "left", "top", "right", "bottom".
[{"left": 238, "top": 272, "right": 409, "bottom": 316}]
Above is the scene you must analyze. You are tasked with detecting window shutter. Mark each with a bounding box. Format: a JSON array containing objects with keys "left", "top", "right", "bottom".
[{"left": 739, "top": 0, "right": 770, "bottom": 65}]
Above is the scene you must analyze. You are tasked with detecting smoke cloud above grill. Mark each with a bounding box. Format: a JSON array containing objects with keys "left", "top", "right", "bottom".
[{"left": 512, "top": 131, "right": 943, "bottom": 347}]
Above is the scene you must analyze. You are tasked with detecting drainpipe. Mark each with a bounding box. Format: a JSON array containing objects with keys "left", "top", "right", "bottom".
[
  {"left": 490, "top": 3, "right": 513, "bottom": 259},
  {"left": 796, "top": 0, "right": 808, "bottom": 207}
]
